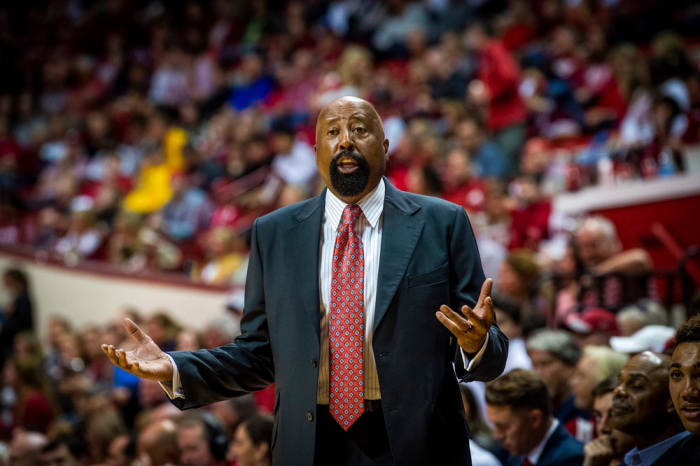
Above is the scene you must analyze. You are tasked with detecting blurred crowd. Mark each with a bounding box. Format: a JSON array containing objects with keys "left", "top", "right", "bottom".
[
  {"left": 1, "top": 0, "right": 700, "bottom": 465},
  {"left": 0, "top": 0, "right": 699, "bottom": 288}
]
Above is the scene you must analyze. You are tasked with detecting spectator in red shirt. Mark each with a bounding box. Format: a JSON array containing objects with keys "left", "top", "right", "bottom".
[
  {"left": 464, "top": 22, "right": 527, "bottom": 176},
  {"left": 440, "top": 147, "right": 486, "bottom": 213}
]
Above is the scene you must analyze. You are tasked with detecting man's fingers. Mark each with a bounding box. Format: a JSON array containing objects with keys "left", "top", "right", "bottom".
[
  {"left": 436, "top": 312, "right": 464, "bottom": 337},
  {"left": 476, "top": 278, "right": 493, "bottom": 308},
  {"left": 102, "top": 345, "right": 120, "bottom": 367},
  {"left": 439, "top": 305, "right": 471, "bottom": 331},
  {"left": 123, "top": 318, "right": 149, "bottom": 345},
  {"left": 115, "top": 349, "right": 128, "bottom": 368},
  {"left": 462, "top": 295, "right": 494, "bottom": 328}
]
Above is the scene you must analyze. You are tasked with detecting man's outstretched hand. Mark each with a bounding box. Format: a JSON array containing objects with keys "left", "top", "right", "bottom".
[
  {"left": 436, "top": 278, "right": 494, "bottom": 354},
  {"left": 101, "top": 318, "right": 174, "bottom": 382}
]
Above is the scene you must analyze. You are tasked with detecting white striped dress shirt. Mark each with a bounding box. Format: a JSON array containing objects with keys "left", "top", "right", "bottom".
[{"left": 316, "top": 178, "right": 385, "bottom": 403}]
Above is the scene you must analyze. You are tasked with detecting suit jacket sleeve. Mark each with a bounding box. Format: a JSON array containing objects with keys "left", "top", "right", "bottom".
[
  {"left": 167, "top": 219, "right": 275, "bottom": 410},
  {"left": 448, "top": 206, "right": 508, "bottom": 383}
]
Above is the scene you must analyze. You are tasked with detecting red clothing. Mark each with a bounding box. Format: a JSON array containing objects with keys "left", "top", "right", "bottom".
[
  {"left": 442, "top": 179, "right": 487, "bottom": 213},
  {"left": 508, "top": 200, "right": 551, "bottom": 250},
  {"left": 18, "top": 391, "right": 54, "bottom": 434},
  {"left": 478, "top": 40, "right": 527, "bottom": 131},
  {"left": 253, "top": 384, "right": 274, "bottom": 414}
]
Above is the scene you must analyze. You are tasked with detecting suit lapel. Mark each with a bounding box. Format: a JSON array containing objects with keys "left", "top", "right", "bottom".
[
  {"left": 373, "top": 180, "right": 423, "bottom": 332},
  {"left": 290, "top": 193, "right": 324, "bottom": 340}
]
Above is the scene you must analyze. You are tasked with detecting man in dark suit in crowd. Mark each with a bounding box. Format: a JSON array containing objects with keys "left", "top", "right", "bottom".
[
  {"left": 485, "top": 369, "right": 584, "bottom": 466},
  {"left": 102, "top": 96, "right": 508, "bottom": 465}
]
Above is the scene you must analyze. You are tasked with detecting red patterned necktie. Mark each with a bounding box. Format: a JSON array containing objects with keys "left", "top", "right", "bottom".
[{"left": 329, "top": 204, "right": 365, "bottom": 431}]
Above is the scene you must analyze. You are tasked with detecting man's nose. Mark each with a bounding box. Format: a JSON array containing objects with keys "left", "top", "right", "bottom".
[
  {"left": 338, "top": 128, "right": 354, "bottom": 151},
  {"left": 682, "top": 378, "right": 700, "bottom": 399},
  {"left": 613, "top": 384, "right": 626, "bottom": 399}
]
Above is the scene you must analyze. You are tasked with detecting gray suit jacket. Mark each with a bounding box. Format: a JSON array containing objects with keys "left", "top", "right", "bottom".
[{"left": 168, "top": 180, "right": 508, "bottom": 465}]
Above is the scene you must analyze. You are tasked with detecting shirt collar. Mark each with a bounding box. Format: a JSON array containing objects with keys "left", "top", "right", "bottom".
[
  {"left": 325, "top": 178, "right": 385, "bottom": 229},
  {"left": 623, "top": 430, "right": 690, "bottom": 466},
  {"left": 527, "top": 418, "right": 559, "bottom": 465}
]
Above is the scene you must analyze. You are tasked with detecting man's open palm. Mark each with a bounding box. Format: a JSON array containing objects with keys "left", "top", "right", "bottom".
[
  {"left": 435, "top": 278, "right": 494, "bottom": 354},
  {"left": 101, "top": 318, "right": 173, "bottom": 381}
]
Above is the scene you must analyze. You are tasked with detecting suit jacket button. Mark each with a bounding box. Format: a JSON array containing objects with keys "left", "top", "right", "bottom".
[
  {"left": 312, "top": 359, "right": 318, "bottom": 368},
  {"left": 306, "top": 412, "right": 314, "bottom": 422}
]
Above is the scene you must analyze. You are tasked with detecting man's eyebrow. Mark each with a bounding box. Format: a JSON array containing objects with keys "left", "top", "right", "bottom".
[
  {"left": 671, "top": 363, "right": 681, "bottom": 368},
  {"left": 627, "top": 372, "right": 649, "bottom": 381}
]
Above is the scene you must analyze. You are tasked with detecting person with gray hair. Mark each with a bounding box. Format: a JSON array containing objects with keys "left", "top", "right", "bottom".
[
  {"left": 527, "top": 330, "right": 594, "bottom": 442},
  {"left": 574, "top": 215, "right": 653, "bottom": 310},
  {"left": 570, "top": 346, "right": 628, "bottom": 411}
]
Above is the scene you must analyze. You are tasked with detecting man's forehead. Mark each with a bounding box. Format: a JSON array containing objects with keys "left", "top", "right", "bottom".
[
  {"left": 318, "top": 97, "right": 380, "bottom": 123},
  {"left": 623, "top": 352, "right": 669, "bottom": 377},
  {"left": 672, "top": 342, "right": 700, "bottom": 365}
]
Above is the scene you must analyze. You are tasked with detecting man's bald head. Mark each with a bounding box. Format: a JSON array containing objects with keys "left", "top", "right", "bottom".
[{"left": 314, "top": 96, "right": 389, "bottom": 204}]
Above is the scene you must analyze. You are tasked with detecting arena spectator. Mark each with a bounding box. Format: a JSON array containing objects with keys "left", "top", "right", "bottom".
[
  {"left": 507, "top": 177, "right": 552, "bottom": 252},
  {"left": 459, "top": 384, "right": 501, "bottom": 466},
  {"left": 228, "top": 414, "right": 273, "bottom": 466},
  {"left": 440, "top": 147, "right": 486, "bottom": 213},
  {"left": 485, "top": 369, "right": 584, "bottom": 466},
  {"left": 498, "top": 249, "right": 546, "bottom": 331},
  {"left": 40, "top": 435, "right": 81, "bottom": 466},
  {"left": 492, "top": 294, "right": 532, "bottom": 373},
  {"left": 583, "top": 378, "right": 634, "bottom": 466},
  {"left": 0, "top": 268, "right": 34, "bottom": 370},
  {"left": 177, "top": 413, "right": 229, "bottom": 466},
  {"left": 610, "top": 351, "right": 691, "bottom": 465},
  {"left": 209, "top": 395, "right": 259, "bottom": 438},
  {"left": 137, "top": 418, "right": 179, "bottom": 466},
  {"left": 106, "top": 434, "right": 135, "bottom": 466},
  {"left": 574, "top": 216, "right": 653, "bottom": 311},
  {"left": 526, "top": 330, "right": 592, "bottom": 442},
  {"left": 570, "top": 346, "right": 628, "bottom": 413},
  {"left": 454, "top": 116, "right": 508, "bottom": 180},
  {"left": 161, "top": 173, "right": 214, "bottom": 243},
  {"left": 670, "top": 315, "right": 700, "bottom": 435},
  {"left": 1, "top": 358, "right": 55, "bottom": 435},
  {"left": 269, "top": 120, "right": 317, "bottom": 189},
  {"left": 192, "top": 227, "right": 249, "bottom": 286},
  {"left": 8, "top": 430, "right": 46, "bottom": 466},
  {"left": 463, "top": 22, "right": 527, "bottom": 175},
  {"left": 564, "top": 308, "right": 620, "bottom": 348}
]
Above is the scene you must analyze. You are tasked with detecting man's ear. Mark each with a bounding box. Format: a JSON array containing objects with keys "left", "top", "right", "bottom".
[
  {"left": 528, "top": 409, "right": 544, "bottom": 429},
  {"left": 383, "top": 139, "right": 389, "bottom": 157},
  {"left": 314, "top": 145, "right": 317, "bottom": 155}
]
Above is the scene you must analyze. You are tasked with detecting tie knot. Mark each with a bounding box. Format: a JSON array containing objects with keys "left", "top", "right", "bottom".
[{"left": 342, "top": 204, "right": 362, "bottom": 226}]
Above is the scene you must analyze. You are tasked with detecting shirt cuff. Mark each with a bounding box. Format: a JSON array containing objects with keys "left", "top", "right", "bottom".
[
  {"left": 158, "top": 354, "right": 185, "bottom": 400},
  {"left": 461, "top": 333, "right": 490, "bottom": 372}
]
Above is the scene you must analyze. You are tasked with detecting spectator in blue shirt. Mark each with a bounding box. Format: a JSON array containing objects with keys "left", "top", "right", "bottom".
[{"left": 456, "top": 117, "right": 508, "bottom": 180}]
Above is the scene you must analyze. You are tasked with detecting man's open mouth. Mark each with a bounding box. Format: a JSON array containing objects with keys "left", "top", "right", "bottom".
[
  {"left": 337, "top": 157, "right": 360, "bottom": 174},
  {"left": 681, "top": 404, "right": 700, "bottom": 421}
]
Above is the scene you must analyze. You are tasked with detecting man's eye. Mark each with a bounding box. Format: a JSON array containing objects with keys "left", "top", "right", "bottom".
[
  {"left": 354, "top": 127, "right": 366, "bottom": 134},
  {"left": 328, "top": 129, "right": 338, "bottom": 135},
  {"left": 670, "top": 370, "right": 683, "bottom": 380}
]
